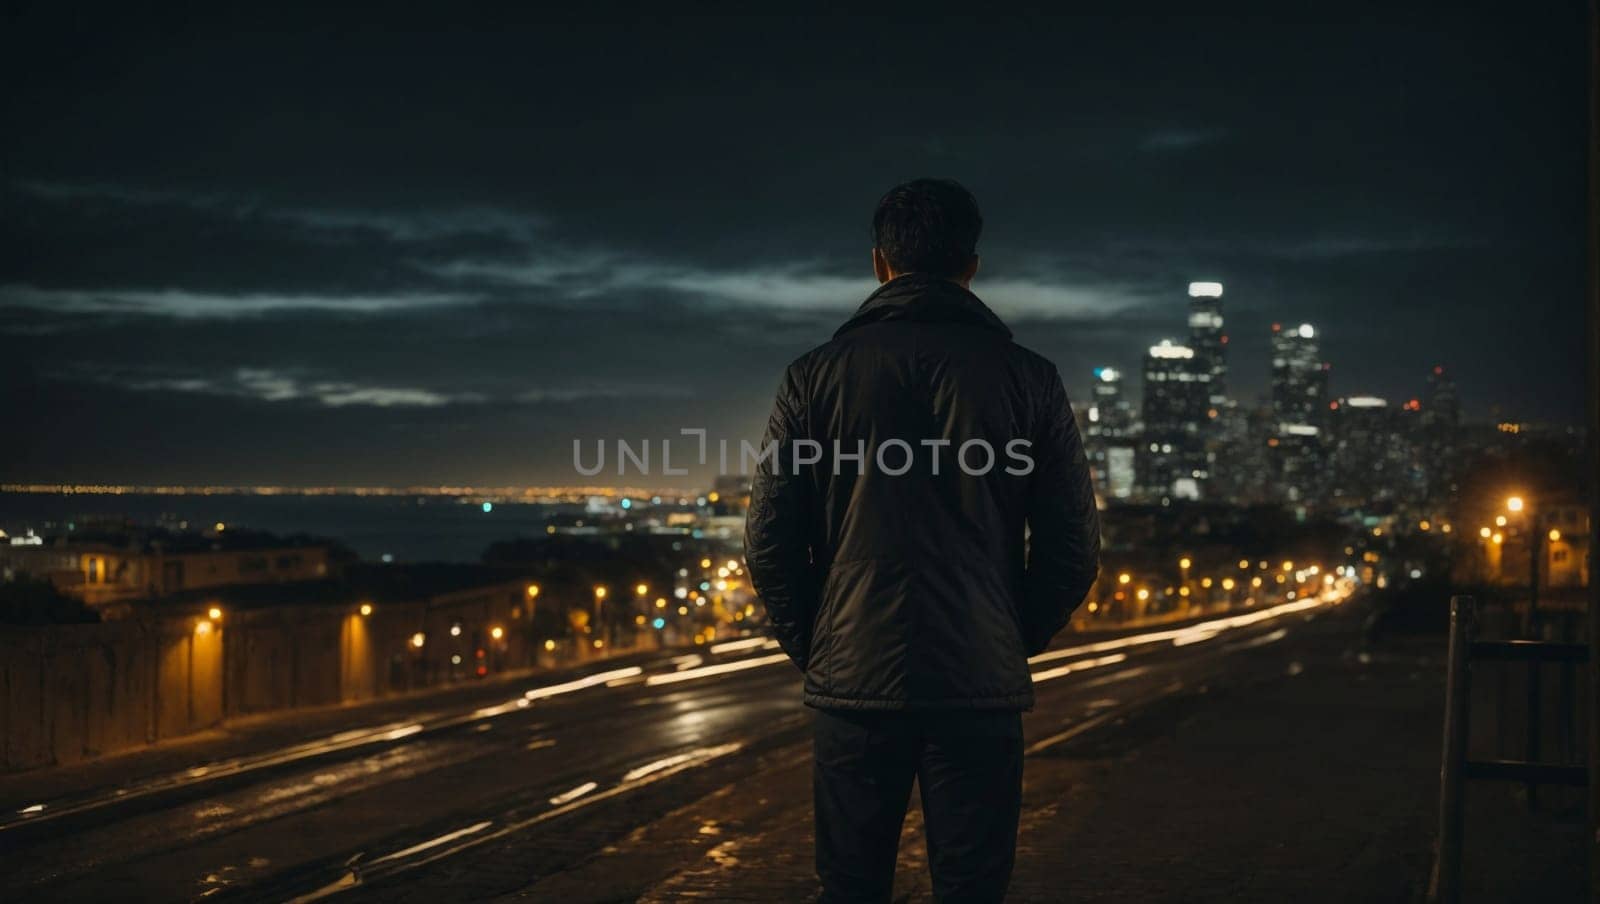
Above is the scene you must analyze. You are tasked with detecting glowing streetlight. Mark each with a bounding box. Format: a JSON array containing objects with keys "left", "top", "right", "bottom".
[
  {"left": 1549, "top": 529, "right": 1562, "bottom": 543},
  {"left": 359, "top": 603, "right": 373, "bottom": 617},
  {"left": 526, "top": 584, "right": 541, "bottom": 599},
  {"left": 1479, "top": 527, "right": 1492, "bottom": 539},
  {"left": 593, "top": 586, "right": 608, "bottom": 600},
  {"left": 490, "top": 626, "right": 504, "bottom": 640},
  {"left": 1178, "top": 557, "right": 1192, "bottom": 570},
  {"left": 1506, "top": 496, "right": 1525, "bottom": 513},
  {"left": 1495, "top": 515, "right": 1507, "bottom": 527},
  {"left": 1117, "top": 573, "right": 1132, "bottom": 585},
  {"left": 1221, "top": 578, "right": 1235, "bottom": 591},
  {"left": 207, "top": 606, "right": 222, "bottom": 621},
  {"left": 411, "top": 632, "right": 426, "bottom": 648},
  {"left": 635, "top": 583, "right": 649, "bottom": 597}
]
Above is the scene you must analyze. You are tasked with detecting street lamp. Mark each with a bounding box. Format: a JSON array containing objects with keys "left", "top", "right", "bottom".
[{"left": 1505, "top": 495, "right": 1541, "bottom": 633}]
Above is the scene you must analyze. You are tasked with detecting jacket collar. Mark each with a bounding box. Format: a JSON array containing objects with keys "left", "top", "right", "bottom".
[{"left": 834, "top": 273, "right": 1013, "bottom": 340}]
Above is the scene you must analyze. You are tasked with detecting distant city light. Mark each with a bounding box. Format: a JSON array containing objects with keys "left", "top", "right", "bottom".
[
  {"left": 1506, "top": 496, "right": 1525, "bottom": 513},
  {"left": 411, "top": 632, "right": 426, "bottom": 648},
  {"left": 1187, "top": 281, "right": 1224, "bottom": 298},
  {"left": 1148, "top": 339, "right": 1195, "bottom": 359},
  {"left": 1297, "top": 323, "right": 1315, "bottom": 339},
  {"left": 481, "top": 502, "right": 493, "bottom": 513},
  {"left": 207, "top": 606, "right": 222, "bottom": 621},
  {"left": 359, "top": 603, "right": 373, "bottom": 616},
  {"left": 490, "top": 626, "right": 504, "bottom": 640}
]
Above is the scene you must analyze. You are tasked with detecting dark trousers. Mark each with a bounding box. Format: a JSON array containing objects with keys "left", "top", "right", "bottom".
[{"left": 812, "top": 708, "right": 1023, "bottom": 904}]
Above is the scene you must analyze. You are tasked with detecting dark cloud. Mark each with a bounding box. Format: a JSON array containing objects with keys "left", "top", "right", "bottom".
[{"left": 0, "top": 5, "right": 1585, "bottom": 485}]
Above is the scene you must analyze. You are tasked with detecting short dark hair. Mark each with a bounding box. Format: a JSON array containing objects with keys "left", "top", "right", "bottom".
[{"left": 871, "top": 179, "right": 983, "bottom": 278}]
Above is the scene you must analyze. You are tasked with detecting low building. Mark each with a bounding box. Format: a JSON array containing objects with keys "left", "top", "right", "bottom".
[{"left": 1, "top": 527, "right": 338, "bottom": 610}]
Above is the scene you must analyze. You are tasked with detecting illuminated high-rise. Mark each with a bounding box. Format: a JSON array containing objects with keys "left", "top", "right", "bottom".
[
  {"left": 1186, "top": 282, "right": 1228, "bottom": 414},
  {"left": 1137, "top": 340, "right": 1211, "bottom": 500},
  {"left": 1270, "top": 322, "right": 1327, "bottom": 425},
  {"left": 1269, "top": 322, "right": 1328, "bottom": 504},
  {"left": 1085, "top": 366, "right": 1136, "bottom": 499}
]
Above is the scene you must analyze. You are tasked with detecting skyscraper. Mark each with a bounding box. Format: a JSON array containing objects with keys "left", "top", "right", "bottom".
[
  {"left": 1269, "top": 322, "right": 1329, "bottom": 504},
  {"left": 1186, "top": 282, "right": 1228, "bottom": 413},
  {"left": 1138, "top": 340, "right": 1211, "bottom": 500},
  {"left": 1085, "top": 366, "right": 1136, "bottom": 499},
  {"left": 1270, "top": 322, "right": 1328, "bottom": 425},
  {"left": 1420, "top": 364, "right": 1461, "bottom": 505}
]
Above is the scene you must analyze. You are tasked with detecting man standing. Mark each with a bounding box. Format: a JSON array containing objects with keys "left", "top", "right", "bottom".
[{"left": 745, "top": 178, "right": 1101, "bottom": 902}]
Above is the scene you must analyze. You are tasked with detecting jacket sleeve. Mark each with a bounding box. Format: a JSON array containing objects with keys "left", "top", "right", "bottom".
[
  {"left": 1020, "top": 367, "right": 1102, "bottom": 655},
  {"left": 744, "top": 363, "right": 819, "bottom": 671}
]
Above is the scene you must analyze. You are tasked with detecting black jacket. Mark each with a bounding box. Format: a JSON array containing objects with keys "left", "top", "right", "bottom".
[{"left": 745, "top": 274, "right": 1101, "bottom": 711}]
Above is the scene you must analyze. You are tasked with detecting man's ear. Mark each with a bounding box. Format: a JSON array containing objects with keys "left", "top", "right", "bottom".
[{"left": 956, "top": 255, "right": 980, "bottom": 288}]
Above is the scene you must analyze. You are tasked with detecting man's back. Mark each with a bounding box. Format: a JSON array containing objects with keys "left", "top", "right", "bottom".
[{"left": 748, "top": 273, "right": 1099, "bottom": 711}]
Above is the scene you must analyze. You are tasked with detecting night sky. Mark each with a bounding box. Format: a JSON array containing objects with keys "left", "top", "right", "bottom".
[{"left": 1, "top": 6, "right": 1587, "bottom": 486}]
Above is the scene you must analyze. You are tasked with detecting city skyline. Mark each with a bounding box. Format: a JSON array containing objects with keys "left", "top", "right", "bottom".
[{"left": 1, "top": 6, "right": 1587, "bottom": 486}]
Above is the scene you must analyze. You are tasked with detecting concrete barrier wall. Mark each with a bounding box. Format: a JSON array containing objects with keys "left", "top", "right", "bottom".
[{"left": 0, "top": 590, "right": 660, "bottom": 772}]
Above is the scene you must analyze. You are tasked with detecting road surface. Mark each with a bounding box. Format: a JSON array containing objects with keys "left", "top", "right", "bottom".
[{"left": 0, "top": 589, "right": 1352, "bottom": 902}]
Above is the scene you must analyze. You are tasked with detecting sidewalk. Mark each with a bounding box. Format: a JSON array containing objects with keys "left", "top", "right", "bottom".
[{"left": 506, "top": 616, "right": 1587, "bottom": 902}]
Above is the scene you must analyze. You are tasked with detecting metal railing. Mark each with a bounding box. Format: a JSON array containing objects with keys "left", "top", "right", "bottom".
[{"left": 1430, "top": 595, "right": 1590, "bottom": 903}]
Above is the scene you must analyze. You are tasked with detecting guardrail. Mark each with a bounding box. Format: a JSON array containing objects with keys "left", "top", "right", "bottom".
[{"left": 1429, "top": 595, "right": 1590, "bottom": 903}]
